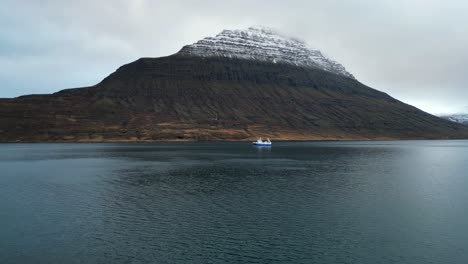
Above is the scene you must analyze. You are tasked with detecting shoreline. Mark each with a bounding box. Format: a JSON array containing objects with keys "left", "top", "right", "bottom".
[{"left": 1, "top": 137, "right": 467, "bottom": 144}]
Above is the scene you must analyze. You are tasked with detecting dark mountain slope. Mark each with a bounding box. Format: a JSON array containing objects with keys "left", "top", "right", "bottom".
[{"left": 0, "top": 55, "right": 466, "bottom": 142}]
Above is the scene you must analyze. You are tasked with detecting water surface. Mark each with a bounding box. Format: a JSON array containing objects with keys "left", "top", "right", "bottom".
[{"left": 1, "top": 141, "right": 468, "bottom": 263}]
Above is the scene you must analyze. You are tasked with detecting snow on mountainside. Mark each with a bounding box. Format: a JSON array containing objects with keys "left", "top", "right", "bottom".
[
  {"left": 440, "top": 114, "right": 468, "bottom": 125},
  {"left": 178, "top": 27, "right": 354, "bottom": 79}
]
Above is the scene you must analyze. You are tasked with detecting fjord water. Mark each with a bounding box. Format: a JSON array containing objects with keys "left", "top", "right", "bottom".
[{"left": 1, "top": 141, "right": 468, "bottom": 264}]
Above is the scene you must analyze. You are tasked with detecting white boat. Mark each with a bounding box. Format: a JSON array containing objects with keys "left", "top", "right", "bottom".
[{"left": 252, "top": 137, "right": 272, "bottom": 146}]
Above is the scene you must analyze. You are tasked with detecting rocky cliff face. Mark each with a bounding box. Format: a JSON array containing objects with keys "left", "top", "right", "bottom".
[{"left": 0, "top": 27, "right": 467, "bottom": 142}]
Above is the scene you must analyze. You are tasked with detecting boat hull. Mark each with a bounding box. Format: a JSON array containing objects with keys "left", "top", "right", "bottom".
[{"left": 253, "top": 142, "right": 272, "bottom": 146}]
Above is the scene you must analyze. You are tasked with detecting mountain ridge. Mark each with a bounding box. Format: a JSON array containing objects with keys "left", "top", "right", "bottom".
[{"left": 178, "top": 27, "right": 354, "bottom": 78}]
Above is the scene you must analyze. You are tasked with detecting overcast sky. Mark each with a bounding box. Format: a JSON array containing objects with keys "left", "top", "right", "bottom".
[{"left": 1, "top": 0, "right": 467, "bottom": 114}]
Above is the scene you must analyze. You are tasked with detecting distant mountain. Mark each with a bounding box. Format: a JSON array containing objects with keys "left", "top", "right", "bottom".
[
  {"left": 440, "top": 114, "right": 468, "bottom": 125},
  {"left": 0, "top": 26, "right": 467, "bottom": 142}
]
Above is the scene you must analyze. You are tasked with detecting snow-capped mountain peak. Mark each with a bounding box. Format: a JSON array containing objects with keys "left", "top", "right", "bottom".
[{"left": 178, "top": 27, "right": 354, "bottom": 79}]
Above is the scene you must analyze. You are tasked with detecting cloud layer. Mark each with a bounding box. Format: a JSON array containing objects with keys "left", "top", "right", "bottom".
[{"left": 1, "top": 0, "right": 467, "bottom": 114}]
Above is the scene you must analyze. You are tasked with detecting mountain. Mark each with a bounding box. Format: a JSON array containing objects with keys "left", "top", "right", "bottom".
[
  {"left": 0, "top": 27, "right": 467, "bottom": 142},
  {"left": 440, "top": 114, "right": 468, "bottom": 125}
]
